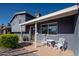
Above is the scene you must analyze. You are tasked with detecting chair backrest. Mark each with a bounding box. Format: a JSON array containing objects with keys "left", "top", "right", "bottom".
[{"left": 58, "top": 38, "right": 66, "bottom": 45}]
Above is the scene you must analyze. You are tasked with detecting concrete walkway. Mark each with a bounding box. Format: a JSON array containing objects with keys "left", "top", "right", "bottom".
[
  {"left": 0, "top": 48, "right": 37, "bottom": 56},
  {"left": 0, "top": 42, "right": 38, "bottom": 56}
]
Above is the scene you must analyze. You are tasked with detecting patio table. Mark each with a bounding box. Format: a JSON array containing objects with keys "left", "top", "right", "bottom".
[{"left": 46, "top": 39, "right": 56, "bottom": 47}]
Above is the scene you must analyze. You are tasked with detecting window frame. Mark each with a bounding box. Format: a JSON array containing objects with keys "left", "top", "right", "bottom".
[
  {"left": 41, "top": 22, "right": 58, "bottom": 34},
  {"left": 41, "top": 24, "right": 48, "bottom": 34}
]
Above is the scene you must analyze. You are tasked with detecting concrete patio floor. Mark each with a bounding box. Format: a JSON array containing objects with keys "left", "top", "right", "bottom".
[
  {"left": 0, "top": 42, "right": 74, "bottom": 56},
  {"left": 24, "top": 42, "right": 74, "bottom": 56}
]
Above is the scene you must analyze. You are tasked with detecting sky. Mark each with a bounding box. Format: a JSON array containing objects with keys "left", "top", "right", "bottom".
[{"left": 0, "top": 3, "right": 76, "bottom": 25}]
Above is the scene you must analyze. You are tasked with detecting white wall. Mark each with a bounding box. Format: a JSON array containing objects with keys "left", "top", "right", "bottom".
[{"left": 75, "top": 15, "right": 79, "bottom": 55}]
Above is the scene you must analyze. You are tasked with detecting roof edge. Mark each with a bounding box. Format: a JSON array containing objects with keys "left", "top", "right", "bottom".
[
  {"left": 9, "top": 11, "right": 35, "bottom": 23},
  {"left": 19, "top": 5, "right": 79, "bottom": 26}
]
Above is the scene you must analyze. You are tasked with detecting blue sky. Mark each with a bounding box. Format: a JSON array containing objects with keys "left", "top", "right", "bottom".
[{"left": 0, "top": 3, "right": 75, "bottom": 25}]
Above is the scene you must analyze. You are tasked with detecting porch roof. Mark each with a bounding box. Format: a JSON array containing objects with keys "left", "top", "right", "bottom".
[{"left": 19, "top": 5, "right": 79, "bottom": 26}]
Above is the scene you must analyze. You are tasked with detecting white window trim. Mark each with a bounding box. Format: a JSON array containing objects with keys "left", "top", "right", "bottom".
[{"left": 41, "top": 22, "right": 58, "bottom": 34}]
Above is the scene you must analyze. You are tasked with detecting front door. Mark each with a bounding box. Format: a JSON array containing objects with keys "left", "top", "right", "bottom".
[{"left": 30, "top": 26, "right": 35, "bottom": 42}]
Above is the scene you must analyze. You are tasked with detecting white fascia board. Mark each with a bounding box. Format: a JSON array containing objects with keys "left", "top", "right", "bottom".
[
  {"left": 15, "top": 11, "right": 26, "bottom": 14},
  {"left": 19, "top": 5, "right": 79, "bottom": 26}
]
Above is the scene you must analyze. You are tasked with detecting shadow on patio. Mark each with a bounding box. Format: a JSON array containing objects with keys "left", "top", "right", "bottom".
[{"left": 17, "top": 42, "right": 33, "bottom": 48}]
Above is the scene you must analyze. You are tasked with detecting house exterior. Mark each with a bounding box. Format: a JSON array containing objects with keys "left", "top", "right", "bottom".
[
  {"left": 9, "top": 5, "right": 79, "bottom": 55},
  {"left": 18, "top": 5, "right": 79, "bottom": 55},
  {"left": 0, "top": 24, "right": 11, "bottom": 34}
]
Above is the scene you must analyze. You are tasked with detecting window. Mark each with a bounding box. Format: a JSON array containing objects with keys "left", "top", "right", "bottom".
[
  {"left": 48, "top": 24, "right": 58, "bottom": 34},
  {"left": 41, "top": 22, "right": 58, "bottom": 34},
  {"left": 42, "top": 25, "right": 48, "bottom": 34}
]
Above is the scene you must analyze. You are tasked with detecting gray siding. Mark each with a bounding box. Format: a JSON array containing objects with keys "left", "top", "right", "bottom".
[
  {"left": 11, "top": 15, "right": 26, "bottom": 32},
  {"left": 37, "top": 34, "right": 59, "bottom": 43},
  {"left": 37, "top": 34, "right": 74, "bottom": 50}
]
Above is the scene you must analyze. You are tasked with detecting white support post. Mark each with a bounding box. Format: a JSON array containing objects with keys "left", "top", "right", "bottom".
[{"left": 35, "top": 22, "right": 37, "bottom": 48}]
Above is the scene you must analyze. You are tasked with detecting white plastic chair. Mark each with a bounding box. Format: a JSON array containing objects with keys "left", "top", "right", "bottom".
[{"left": 55, "top": 38, "right": 66, "bottom": 50}]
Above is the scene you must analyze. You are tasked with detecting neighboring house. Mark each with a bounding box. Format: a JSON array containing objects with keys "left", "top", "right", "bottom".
[
  {"left": 0, "top": 24, "right": 11, "bottom": 34},
  {"left": 18, "top": 5, "right": 79, "bottom": 55}
]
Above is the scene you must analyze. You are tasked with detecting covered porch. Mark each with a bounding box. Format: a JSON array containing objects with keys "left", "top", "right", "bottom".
[{"left": 19, "top": 5, "right": 78, "bottom": 48}]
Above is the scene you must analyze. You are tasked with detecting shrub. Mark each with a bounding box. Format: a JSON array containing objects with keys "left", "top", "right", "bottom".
[{"left": 0, "top": 34, "right": 19, "bottom": 48}]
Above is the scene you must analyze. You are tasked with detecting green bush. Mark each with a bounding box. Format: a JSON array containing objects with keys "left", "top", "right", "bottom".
[{"left": 0, "top": 34, "right": 19, "bottom": 48}]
